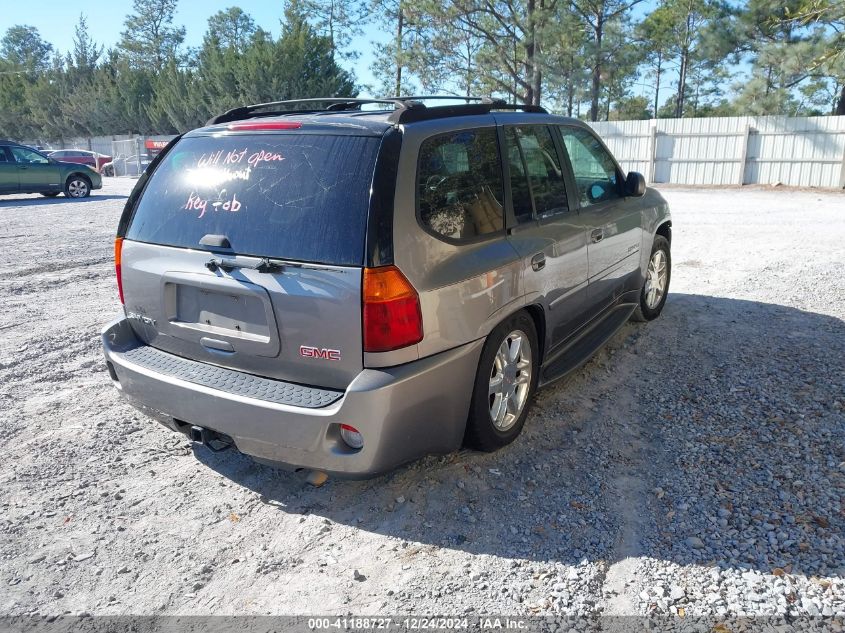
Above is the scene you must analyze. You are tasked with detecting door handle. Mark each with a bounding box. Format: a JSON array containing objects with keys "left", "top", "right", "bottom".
[
  {"left": 591, "top": 229, "right": 604, "bottom": 243},
  {"left": 530, "top": 253, "right": 546, "bottom": 272}
]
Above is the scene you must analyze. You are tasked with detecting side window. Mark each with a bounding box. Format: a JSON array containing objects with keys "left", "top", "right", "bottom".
[
  {"left": 506, "top": 126, "right": 569, "bottom": 220},
  {"left": 558, "top": 126, "right": 621, "bottom": 206},
  {"left": 417, "top": 128, "right": 504, "bottom": 241},
  {"left": 10, "top": 147, "right": 49, "bottom": 165},
  {"left": 505, "top": 128, "right": 533, "bottom": 223},
  {"left": 0, "top": 148, "right": 8, "bottom": 163}
]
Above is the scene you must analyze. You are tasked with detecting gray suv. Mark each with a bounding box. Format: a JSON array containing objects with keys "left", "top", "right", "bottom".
[{"left": 101, "top": 97, "right": 671, "bottom": 477}]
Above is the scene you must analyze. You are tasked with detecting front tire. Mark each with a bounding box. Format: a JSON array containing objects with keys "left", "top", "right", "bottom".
[
  {"left": 631, "top": 235, "right": 671, "bottom": 322},
  {"left": 465, "top": 311, "right": 539, "bottom": 451},
  {"left": 65, "top": 176, "right": 91, "bottom": 198}
]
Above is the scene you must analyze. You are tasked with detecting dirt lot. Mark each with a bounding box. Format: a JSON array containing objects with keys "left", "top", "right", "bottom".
[{"left": 0, "top": 180, "right": 843, "bottom": 618}]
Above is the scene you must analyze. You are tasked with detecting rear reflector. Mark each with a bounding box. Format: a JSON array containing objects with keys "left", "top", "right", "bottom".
[
  {"left": 227, "top": 121, "right": 303, "bottom": 131},
  {"left": 362, "top": 266, "right": 423, "bottom": 352},
  {"left": 339, "top": 424, "right": 364, "bottom": 450},
  {"left": 114, "top": 237, "right": 124, "bottom": 305}
]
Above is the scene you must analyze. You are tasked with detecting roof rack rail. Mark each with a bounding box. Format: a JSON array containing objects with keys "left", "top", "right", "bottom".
[
  {"left": 389, "top": 100, "right": 547, "bottom": 124},
  {"left": 394, "top": 95, "right": 487, "bottom": 102},
  {"left": 206, "top": 96, "right": 547, "bottom": 126},
  {"left": 206, "top": 98, "right": 418, "bottom": 125}
]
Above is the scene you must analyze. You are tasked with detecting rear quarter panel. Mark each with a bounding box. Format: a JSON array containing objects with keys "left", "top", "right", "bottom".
[{"left": 377, "top": 117, "right": 526, "bottom": 367}]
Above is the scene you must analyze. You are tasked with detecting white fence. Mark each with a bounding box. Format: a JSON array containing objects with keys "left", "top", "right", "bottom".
[{"left": 588, "top": 115, "right": 845, "bottom": 189}]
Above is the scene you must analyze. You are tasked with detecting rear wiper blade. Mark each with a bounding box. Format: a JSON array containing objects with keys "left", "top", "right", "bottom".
[
  {"left": 205, "top": 257, "right": 282, "bottom": 274},
  {"left": 205, "top": 257, "right": 342, "bottom": 274}
]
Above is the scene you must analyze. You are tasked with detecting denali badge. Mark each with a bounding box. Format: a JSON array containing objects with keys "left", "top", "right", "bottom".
[
  {"left": 299, "top": 345, "right": 341, "bottom": 361},
  {"left": 126, "top": 312, "right": 156, "bottom": 327}
]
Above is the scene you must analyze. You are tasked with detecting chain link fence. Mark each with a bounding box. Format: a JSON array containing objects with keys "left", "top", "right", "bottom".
[
  {"left": 107, "top": 138, "right": 146, "bottom": 177},
  {"left": 107, "top": 136, "right": 177, "bottom": 177}
]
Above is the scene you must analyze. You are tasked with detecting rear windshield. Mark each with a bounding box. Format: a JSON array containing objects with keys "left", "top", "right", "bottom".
[{"left": 125, "top": 133, "right": 381, "bottom": 265}]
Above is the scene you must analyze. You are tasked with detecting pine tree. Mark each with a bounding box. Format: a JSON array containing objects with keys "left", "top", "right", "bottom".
[
  {"left": 297, "top": 0, "right": 367, "bottom": 60},
  {"left": 205, "top": 7, "right": 259, "bottom": 54},
  {"left": 1, "top": 25, "right": 53, "bottom": 71},
  {"left": 118, "top": 0, "right": 186, "bottom": 71},
  {"left": 569, "top": 0, "right": 646, "bottom": 121}
]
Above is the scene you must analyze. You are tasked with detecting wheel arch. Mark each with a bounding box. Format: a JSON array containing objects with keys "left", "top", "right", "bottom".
[
  {"left": 463, "top": 305, "right": 542, "bottom": 451},
  {"left": 522, "top": 303, "right": 547, "bottom": 365},
  {"left": 66, "top": 171, "right": 92, "bottom": 185},
  {"left": 655, "top": 220, "right": 672, "bottom": 244}
]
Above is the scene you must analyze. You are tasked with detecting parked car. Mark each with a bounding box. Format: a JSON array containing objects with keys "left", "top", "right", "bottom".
[
  {"left": 0, "top": 141, "right": 103, "bottom": 198},
  {"left": 48, "top": 149, "right": 112, "bottom": 173},
  {"left": 101, "top": 97, "right": 672, "bottom": 477},
  {"left": 101, "top": 155, "right": 150, "bottom": 177}
]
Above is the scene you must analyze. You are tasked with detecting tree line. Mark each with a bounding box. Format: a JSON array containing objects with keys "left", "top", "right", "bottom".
[{"left": 0, "top": 0, "right": 842, "bottom": 142}]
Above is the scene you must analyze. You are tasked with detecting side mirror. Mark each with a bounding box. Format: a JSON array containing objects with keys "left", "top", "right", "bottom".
[{"left": 625, "top": 171, "right": 646, "bottom": 197}]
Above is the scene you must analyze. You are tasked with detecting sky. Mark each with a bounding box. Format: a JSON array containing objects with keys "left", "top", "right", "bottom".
[{"left": 0, "top": 0, "right": 385, "bottom": 93}]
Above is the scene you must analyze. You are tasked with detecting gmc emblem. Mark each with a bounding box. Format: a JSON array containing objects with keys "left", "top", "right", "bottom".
[{"left": 299, "top": 345, "right": 341, "bottom": 361}]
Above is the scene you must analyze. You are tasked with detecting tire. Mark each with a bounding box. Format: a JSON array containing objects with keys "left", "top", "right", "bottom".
[
  {"left": 41, "top": 192, "right": 61, "bottom": 198},
  {"left": 631, "top": 235, "right": 671, "bottom": 322},
  {"left": 103, "top": 165, "right": 114, "bottom": 177},
  {"left": 64, "top": 176, "right": 91, "bottom": 198},
  {"left": 465, "top": 311, "right": 540, "bottom": 451}
]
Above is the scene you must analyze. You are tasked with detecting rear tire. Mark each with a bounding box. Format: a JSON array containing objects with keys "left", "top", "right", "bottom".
[
  {"left": 41, "top": 192, "right": 61, "bottom": 197},
  {"left": 465, "top": 311, "right": 539, "bottom": 451},
  {"left": 65, "top": 176, "right": 91, "bottom": 199},
  {"left": 631, "top": 235, "right": 671, "bottom": 322}
]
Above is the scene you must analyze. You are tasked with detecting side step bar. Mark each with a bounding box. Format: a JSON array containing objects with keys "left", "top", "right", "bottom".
[{"left": 539, "top": 302, "right": 636, "bottom": 386}]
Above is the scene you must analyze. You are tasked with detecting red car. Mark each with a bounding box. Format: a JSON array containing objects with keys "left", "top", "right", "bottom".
[{"left": 47, "top": 149, "right": 112, "bottom": 173}]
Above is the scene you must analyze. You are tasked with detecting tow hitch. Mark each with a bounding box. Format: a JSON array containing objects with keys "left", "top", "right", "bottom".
[{"left": 188, "top": 425, "right": 233, "bottom": 452}]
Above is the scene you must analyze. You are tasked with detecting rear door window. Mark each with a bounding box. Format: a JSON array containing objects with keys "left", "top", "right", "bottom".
[
  {"left": 125, "top": 133, "right": 381, "bottom": 266},
  {"left": 505, "top": 126, "right": 569, "bottom": 221},
  {"left": 417, "top": 128, "right": 504, "bottom": 241}
]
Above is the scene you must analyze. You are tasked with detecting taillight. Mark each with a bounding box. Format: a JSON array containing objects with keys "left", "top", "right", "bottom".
[
  {"left": 362, "top": 266, "right": 423, "bottom": 352},
  {"left": 114, "top": 237, "right": 124, "bottom": 305}
]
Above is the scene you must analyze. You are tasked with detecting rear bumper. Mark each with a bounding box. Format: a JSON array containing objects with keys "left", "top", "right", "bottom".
[{"left": 101, "top": 317, "right": 483, "bottom": 477}]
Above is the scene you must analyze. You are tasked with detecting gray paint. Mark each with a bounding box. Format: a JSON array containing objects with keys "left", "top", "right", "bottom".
[
  {"left": 121, "top": 241, "right": 363, "bottom": 390},
  {"left": 103, "top": 317, "right": 482, "bottom": 476},
  {"left": 103, "top": 108, "right": 671, "bottom": 476}
]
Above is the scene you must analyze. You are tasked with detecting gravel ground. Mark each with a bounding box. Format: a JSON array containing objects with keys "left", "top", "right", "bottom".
[{"left": 0, "top": 180, "right": 843, "bottom": 619}]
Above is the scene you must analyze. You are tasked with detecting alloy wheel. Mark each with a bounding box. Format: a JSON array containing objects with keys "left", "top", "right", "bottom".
[
  {"left": 68, "top": 179, "right": 89, "bottom": 198},
  {"left": 488, "top": 329, "right": 532, "bottom": 431},
  {"left": 644, "top": 249, "right": 668, "bottom": 309}
]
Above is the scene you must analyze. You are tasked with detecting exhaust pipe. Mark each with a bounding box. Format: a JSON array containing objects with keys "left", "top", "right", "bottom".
[{"left": 189, "top": 425, "right": 233, "bottom": 452}]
